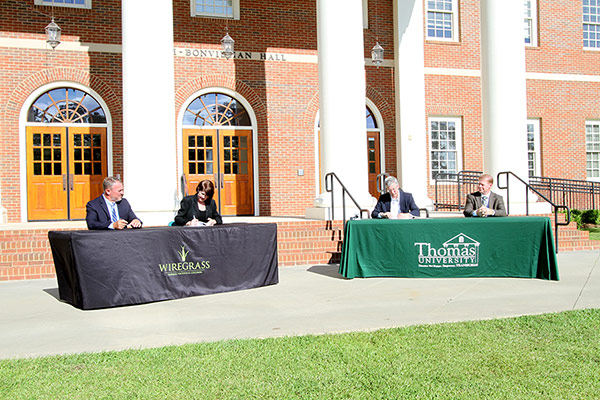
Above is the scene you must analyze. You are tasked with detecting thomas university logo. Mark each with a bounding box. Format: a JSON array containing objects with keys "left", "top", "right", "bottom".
[
  {"left": 158, "top": 245, "right": 211, "bottom": 276},
  {"left": 415, "top": 233, "right": 480, "bottom": 268}
]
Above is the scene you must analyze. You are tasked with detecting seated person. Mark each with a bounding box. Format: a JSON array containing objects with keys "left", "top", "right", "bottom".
[
  {"left": 86, "top": 176, "right": 142, "bottom": 230},
  {"left": 174, "top": 180, "right": 223, "bottom": 226},
  {"left": 371, "top": 176, "right": 420, "bottom": 219},
  {"left": 464, "top": 173, "right": 507, "bottom": 217}
]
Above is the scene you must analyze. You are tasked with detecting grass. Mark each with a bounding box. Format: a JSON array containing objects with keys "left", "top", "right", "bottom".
[
  {"left": 584, "top": 226, "right": 600, "bottom": 241},
  {"left": 1, "top": 309, "right": 599, "bottom": 399}
]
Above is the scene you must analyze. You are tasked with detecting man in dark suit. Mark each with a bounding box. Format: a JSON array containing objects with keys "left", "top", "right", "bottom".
[
  {"left": 371, "top": 176, "right": 420, "bottom": 219},
  {"left": 463, "top": 174, "right": 507, "bottom": 217},
  {"left": 86, "top": 176, "right": 142, "bottom": 230}
]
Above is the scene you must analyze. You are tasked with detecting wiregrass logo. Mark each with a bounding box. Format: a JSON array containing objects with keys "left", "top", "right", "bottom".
[
  {"left": 158, "top": 245, "right": 211, "bottom": 276},
  {"left": 415, "top": 233, "right": 480, "bottom": 268}
]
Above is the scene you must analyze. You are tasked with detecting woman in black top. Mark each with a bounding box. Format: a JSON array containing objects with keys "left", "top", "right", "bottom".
[{"left": 174, "top": 180, "right": 223, "bottom": 226}]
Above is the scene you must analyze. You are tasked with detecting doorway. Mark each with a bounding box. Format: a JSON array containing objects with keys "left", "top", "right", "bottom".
[
  {"left": 181, "top": 92, "right": 255, "bottom": 215},
  {"left": 25, "top": 88, "right": 108, "bottom": 221}
]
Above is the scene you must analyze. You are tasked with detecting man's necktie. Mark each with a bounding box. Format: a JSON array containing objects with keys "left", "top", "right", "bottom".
[
  {"left": 110, "top": 203, "right": 118, "bottom": 223},
  {"left": 482, "top": 196, "right": 488, "bottom": 207}
]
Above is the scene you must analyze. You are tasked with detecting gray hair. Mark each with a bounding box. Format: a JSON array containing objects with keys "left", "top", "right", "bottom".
[
  {"left": 384, "top": 176, "right": 399, "bottom": 188},
  {"left": 102, "top": 176, "right": 122, "bottom": 191}
]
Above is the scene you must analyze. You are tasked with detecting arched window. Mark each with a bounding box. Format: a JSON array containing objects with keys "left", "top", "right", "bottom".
[
  {"left": 27, "top": 88, "right": 106, "bottom": 124},
  {"left": 366, "top": 107, "right": 378, "bottom": 129},
  {"left": 183, "top": 93, "right": 250, "bottom": 126}
]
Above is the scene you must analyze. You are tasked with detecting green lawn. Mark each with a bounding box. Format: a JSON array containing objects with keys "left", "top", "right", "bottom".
[
  {"left": 2, "top": 309, "right": 599, "bottom": 399},
  {"left": 585, "top": 227, "right": 600, "bottom": 241}
]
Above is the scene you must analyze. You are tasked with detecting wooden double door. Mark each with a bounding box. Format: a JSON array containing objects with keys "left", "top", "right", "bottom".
[
  {"left": 26, "top": 126, "right": 107, "bottom": 220},
  {"left": 183, "top": 128, "right": 254, "bottom": 215}
]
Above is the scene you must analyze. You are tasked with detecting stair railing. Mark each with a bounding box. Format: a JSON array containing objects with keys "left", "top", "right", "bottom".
[
  {"left": 325, "top": 173, "right": 370, "bottom": 227},
  {"left": 376, "top": 172, "right": 390, "bottom": 195},
  {"left": 529, "top": 175, "right": 600, "bottom": 211},
  {"left": 497, "top": 171, "right": 571, "bottom": 253},
  {"left": 433, "top": 170, "right": 482, "bottom": 211}
]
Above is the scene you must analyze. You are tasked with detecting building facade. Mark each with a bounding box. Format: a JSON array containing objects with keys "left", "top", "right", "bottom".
[{"left": 0, "top": 0, "right": 599, "bottom": 225}]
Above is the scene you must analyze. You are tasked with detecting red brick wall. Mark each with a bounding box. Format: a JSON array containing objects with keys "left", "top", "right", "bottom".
[
  {"left": 422, "top": 0, "right": 600, "bottom": 200},
  {"left": 0, "top": 0, "right": 397, "bottom": 219},
  {"left": 2, "top": 0, "right": 599, "bottom": 221}
]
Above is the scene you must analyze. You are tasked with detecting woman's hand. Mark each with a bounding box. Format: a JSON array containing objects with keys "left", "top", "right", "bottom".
[
  {"left": 186, "top": 216, "right": 200, "bottom": 226},
  {"left": 206, "top": 218, "right": 216, "bottom": 226}
]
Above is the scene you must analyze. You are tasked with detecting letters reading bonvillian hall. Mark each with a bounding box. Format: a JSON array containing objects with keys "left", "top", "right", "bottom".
[{"left": 174, "top": 48, "right": 294, "bottom": 62}]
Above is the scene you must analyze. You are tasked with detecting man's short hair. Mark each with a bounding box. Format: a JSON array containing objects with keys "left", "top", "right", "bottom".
[
  {"left": 385, "top": 176, "right": 399, "bottom": 188},
  {"left": 479, "top": 174, "right": 493, "bottom": 185},
  {"left": 102, "top": 176, "right": 122, "bottom": 191}
]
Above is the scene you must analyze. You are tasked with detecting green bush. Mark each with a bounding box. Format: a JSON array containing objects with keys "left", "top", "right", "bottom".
[
  {"left": 570, "top": 209, "right": 583, "bottom": 228},
  {"left": 581, "top": 209, "right": 600, "bottom": 225},
  {"left": 570, "top": 209, "right": 600, "bottom": 228}
]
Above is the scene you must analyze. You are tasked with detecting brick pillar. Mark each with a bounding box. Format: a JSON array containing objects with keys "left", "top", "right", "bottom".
[{"left": 121, "top": 0, "right": 178, "bottom": 226}]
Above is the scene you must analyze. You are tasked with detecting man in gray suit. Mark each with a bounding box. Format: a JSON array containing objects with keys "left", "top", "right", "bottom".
[{"left": 463, "top": 174, "right": 507, "bottom": 217}]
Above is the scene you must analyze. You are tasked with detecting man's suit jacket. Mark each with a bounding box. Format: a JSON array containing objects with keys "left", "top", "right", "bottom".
[
  {"left": 85, "top": 195, "right": 141, "bottom": 230},
  {"left": 463, "top": 191, "right": 507, "bottom": 217},
  {"left": 174, "top": 195, "right": 223, "bottom": 226},
  {"left": 371, "top": 191, "right": 420, "bottom": 218}
]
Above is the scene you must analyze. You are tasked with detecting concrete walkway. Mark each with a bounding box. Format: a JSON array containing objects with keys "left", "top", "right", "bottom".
[{"left": 1, "top": 250, "right": 599, "bottom": 360}]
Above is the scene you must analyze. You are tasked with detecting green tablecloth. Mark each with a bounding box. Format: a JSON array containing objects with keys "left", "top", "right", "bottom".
[{"left": 339, "top": 216, "right": 558, "bottom": 280}]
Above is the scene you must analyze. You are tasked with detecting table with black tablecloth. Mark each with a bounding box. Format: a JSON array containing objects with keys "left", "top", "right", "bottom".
[
  {"left": 339, "top": 216, "right": 558, "bottom": 280},
  {"left": 49, "top": 223, "right": 278, "bottom": 309}
]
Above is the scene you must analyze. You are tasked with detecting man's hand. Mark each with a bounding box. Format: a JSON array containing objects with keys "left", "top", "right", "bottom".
[
  {"left": 113, "top": 219, "right": 128, "bottom": 230},
  {"left": 477, "top": 206, "right": 494, "bottom": 217},
  {"left": 127, "top": 219, "right": 142, "bottom": 229}
]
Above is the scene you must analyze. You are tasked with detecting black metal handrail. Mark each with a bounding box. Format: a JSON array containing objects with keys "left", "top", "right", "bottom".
[
  {"left": 325, "top": 173, "right": 370, "bottom": 227},
  {"left": 376, "top": 172, "right": 390, "bottom": 195},
  {"left": 529, "top": 175, "right": 600, "bottom": 211},
  {"left": 497, "top": 171, "right": 571, "bottom": 253},
  {"left": 433, "top": 170, "right": 483, "bottom": 211}
]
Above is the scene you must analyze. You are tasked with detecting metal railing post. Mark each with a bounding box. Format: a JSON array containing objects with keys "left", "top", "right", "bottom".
[{"left": 324, "top": 172, "right": 370, "bottom": 230}]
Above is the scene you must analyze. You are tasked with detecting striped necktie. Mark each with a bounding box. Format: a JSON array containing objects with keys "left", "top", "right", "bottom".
[
  {"left": 481, "top": 195, "right": 488, "bottom": 207},
  {"left": 110, "top": 203, "right": 118, "bottom": 223}
]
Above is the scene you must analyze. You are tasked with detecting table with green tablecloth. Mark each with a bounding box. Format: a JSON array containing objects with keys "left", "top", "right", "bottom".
[{"left": 339, "top": 216, "right": 558, "bottom": 280}]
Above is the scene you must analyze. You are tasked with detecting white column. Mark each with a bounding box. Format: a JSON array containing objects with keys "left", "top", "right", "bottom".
[
  {"left": 481, "top": 0, "right": 529, "bottom": 195},
  {"left": 122, "top": 0, "right": 178, "bottom": 226},
  {"left": 393, "top": 0, "right": 431, "bottom": 209},
  {"left": 311, "top": 0, "right": 371, "bottom": 218}
]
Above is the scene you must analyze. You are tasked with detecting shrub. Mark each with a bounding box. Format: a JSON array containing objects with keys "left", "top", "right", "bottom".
[
  {"left": 570, "top": 209, "right": 583, "bottom": 228},
  {"left": 570, "top": 209, "right": 600, "bottom": 229},
  {"left": 581, "top": 209, "right": 600, "bottom": 225}
]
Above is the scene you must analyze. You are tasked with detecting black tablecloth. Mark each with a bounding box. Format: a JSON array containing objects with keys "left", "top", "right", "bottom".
[{"left": 49, "top": 223, "right": 278, "bottom": 309}]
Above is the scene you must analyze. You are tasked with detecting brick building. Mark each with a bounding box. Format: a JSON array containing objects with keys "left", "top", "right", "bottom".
[{"left": 1, "top": 0, "right": 599, "bottom": 226}]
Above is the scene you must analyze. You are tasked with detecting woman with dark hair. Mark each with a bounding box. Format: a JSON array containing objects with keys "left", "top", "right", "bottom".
[{"left": 174, "top": 180, "right": 223, "bottom": 226}]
